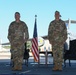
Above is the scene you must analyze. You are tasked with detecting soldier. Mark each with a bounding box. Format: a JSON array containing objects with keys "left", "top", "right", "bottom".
[
  {"left": 48, "top": 11, "right": 67, "bottom": 71},
  {"left": 8, "top": 12, "right": 29, "bottom": 71}
]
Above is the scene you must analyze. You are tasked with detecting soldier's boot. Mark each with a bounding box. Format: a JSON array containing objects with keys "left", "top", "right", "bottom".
[
  {"left": 12, "top": 66, "right": 22, "bottom": 71},
  {"left": 12, "top": 66, "right": 19, "bottom": 71},
  {"left": 58, "top": 63, "right": 62, "bottom": 71},
  {"left": 18, "top": 66, "right": 22, "bottom": 71},
  {"left": 52, "top": 64, "right": 59, "bottom": 71}
]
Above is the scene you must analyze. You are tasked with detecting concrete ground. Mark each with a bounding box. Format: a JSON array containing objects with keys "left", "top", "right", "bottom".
[{"left": 0, "top": 56, "right": 76, "bottom": 75}]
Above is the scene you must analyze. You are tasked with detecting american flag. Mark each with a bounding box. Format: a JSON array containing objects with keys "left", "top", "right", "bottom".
[{"left": 31, "top": 15, "right": 39, "bottom": 62}]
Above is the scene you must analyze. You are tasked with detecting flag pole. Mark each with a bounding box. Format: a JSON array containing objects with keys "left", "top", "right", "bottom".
[
  {"left": 35, "top": 15, "right": 39, "bottom": 62},
  {"left": 35, "top": 15, "right": 37, "bottom": 19},
  {"left": 32, "top": 15, "right": 39, "bottom": 62},
  {"left": 35, "top": 15, "right": 37, "bottom": 24}
]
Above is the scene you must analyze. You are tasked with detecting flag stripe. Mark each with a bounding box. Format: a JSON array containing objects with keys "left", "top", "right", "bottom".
[
  {"left": 32, "top": 46, "right": 38, "bottom": 61},
  {"left": 32, "top": 38, "right": 38, "bottom": 53},
  {"left": 32, "top": 38, "right": 39, "bottom": 58},
  {"left": 32, "top": 42, "right": 38, "bottom": 56},
  {"left": 32, "top": 48, "right": 38, "bottom": 61}
]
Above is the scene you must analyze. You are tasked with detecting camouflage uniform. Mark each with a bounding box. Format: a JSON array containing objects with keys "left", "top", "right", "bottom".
[
  {"left": 48, "top": 19, "right": 67, "bottom": 70},
  {"left": 8, "top": 21, "right": 29, "bottom": 70}
]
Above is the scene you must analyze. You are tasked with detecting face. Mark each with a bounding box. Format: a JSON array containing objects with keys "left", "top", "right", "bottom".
[
  {"left": 15, "top": 13, "right": 20, "bottom": 21},
  {"left": 55, "top": 12, "right": 60, "bottom": 20}
]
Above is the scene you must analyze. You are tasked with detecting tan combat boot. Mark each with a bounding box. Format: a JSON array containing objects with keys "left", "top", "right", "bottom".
[
  {"left": 12, "top": 66, "right": 22, "bottom": 71},
  {"left": 58, "top": 63, "right": 62, "bottom": 71},
  {"left": 52, "top": 64, "right": 59, "bottom": 71},
  {"left": 18, "top": 66, "right": 22, "bottom": 71},
  {"left": 12, "top": 66, "right": 18, "bottom": 71}
]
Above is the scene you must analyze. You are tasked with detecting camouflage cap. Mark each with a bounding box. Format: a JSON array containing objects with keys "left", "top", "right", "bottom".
[{"left": 55, "top": 11, "right": 61, "bottom": 17}]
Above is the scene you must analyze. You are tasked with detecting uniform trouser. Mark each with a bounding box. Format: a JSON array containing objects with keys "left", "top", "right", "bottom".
[
  {"left": 11, "top": 42, "right": 24, "bottom": 69},
  {"left": 52, "top": 44, "right": 64, "bottom": 67}
]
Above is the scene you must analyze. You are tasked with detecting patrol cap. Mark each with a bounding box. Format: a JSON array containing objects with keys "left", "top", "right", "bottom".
[
  {"left": 15, "top": 12, "right": 20, "bottom": 15},
  {"left": 55, "top": 11, "right": 61, "bottom": 17}
]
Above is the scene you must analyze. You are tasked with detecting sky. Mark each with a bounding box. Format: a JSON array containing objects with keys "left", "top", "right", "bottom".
[{"left": 0, "top": 0, "right": 76, "bottom": 43}]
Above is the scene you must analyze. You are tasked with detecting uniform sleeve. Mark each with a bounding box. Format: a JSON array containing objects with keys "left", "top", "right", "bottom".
[
  {"left": 62, "top": 22, "right": 67, "bottom": 43},
  {"left": 48, "top": 22, "right": 54, "bottom": 44},
  {"left": 23, "top": 23, "right": 29, "bottom": 41},
  {"left": 7, "top": 24, "right": 12, "bottom": 42}
]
